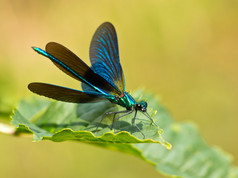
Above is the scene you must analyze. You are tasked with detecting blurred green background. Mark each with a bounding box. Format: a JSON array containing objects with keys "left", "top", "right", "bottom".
[{"left": 0, "top": 0, "right": 238, "bottom": 177}]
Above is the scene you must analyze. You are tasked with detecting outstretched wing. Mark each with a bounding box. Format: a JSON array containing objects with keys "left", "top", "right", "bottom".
[
  {"left": 32, "top": 42, "right": 121, "bottom": 96},
  {"left": 28, "top": 82, "right": 105, "bottom": 103},
  {"left": 89, "top": 22, "right": 125, "bottom": 92}
]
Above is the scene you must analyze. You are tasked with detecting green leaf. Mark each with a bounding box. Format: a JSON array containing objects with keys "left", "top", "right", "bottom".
[
  {"left": 11, "top": 90, "right": 171, "bottom": 148},
  {"left": 10, "top": 90, "right": 238, "bottom": 178}
]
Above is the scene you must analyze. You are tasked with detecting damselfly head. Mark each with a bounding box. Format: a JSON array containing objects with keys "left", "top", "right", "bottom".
[{"left": 136, "top": 101, "right": 147, "bottom": 112}]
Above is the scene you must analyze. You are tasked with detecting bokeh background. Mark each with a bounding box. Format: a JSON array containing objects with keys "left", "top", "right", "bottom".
[{"left": 0, "top": 0, "right": 238, "bottom": 177}]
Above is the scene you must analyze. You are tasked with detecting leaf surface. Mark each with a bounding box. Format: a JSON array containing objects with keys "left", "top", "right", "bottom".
[
  {"left": 10, "top": 90, "right": 238, "bottom": 178},
  {"left": 11, "top": 90, "right": 171, "bottom": 148}
]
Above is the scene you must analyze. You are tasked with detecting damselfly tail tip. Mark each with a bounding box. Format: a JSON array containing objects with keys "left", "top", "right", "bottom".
[
  {"left": 32, "top": 46, "right": 38, "bottom": 50},
  {"left": 32, "top": 46, "right": 43, "bottom": 53}
]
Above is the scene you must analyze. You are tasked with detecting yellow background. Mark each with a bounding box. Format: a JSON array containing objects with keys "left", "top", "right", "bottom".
[{"left": 0, "top": 0, "right": 238, "bottom": 177}]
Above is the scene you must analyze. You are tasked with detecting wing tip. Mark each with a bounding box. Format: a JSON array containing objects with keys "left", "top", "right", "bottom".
[{"left": 28, "top": 82, "right": 38, "bottom": 93}]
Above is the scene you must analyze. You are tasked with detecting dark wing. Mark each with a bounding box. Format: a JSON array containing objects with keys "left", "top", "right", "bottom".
[
  {"left": 28, "top": 82, "right": 105, "bottom": 103},
  {"left": 89, "top": 22, "right": 125, "bottom": 92},
  {"left": 32, "top": 42, "right": 121, "bottom": 96}
]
